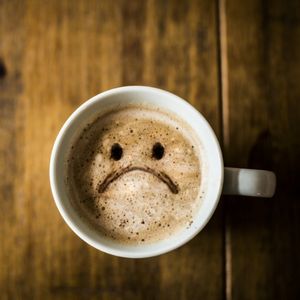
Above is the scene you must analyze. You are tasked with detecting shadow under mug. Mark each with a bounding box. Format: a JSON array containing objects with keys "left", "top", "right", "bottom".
[{"left": 49, "top": 86, "right": 276, "bottom": 258}]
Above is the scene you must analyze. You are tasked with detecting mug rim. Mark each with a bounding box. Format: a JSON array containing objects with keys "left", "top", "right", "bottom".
[{"left": 49, "top": 86, "right": 224, "bottom": 258}]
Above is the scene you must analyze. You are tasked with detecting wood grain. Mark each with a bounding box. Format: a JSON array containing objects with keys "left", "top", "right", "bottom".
[
  {"left": 0, "top": 0, "right": 223, "bottom": 299},
  {"left": 222, "top": 0, "right": 300, "bottom": 299}
]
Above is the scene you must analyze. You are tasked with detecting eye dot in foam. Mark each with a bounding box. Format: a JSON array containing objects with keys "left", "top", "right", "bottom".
[{"left": 66, "top": 105, "right": 204, "bottom": 244}]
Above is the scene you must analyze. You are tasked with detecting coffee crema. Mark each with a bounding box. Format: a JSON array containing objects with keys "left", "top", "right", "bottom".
[{"left": 66, "top": 105, "right": 203, "bottom": 244}]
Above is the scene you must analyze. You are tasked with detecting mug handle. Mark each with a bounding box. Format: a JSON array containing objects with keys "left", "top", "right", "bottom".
[{"left": 223, "top": 168, "right": 276, "bottom": 197}]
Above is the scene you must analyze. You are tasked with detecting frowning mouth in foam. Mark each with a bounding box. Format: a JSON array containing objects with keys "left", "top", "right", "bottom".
[{"left": 97, "top": 165, "right": 179, "bottom": 194}]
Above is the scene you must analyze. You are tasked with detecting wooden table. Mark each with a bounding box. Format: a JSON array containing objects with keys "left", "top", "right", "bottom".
[{"left": 1, "top": 0, "right": 299, "bottom": 299}]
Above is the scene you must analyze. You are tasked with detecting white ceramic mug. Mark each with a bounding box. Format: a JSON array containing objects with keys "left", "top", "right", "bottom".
[{"left": 49, "top": 86, "right": 276, "bottom": 258}]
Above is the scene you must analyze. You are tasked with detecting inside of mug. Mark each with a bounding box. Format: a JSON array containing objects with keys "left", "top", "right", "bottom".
[{"left": 50, "top": 87, "right": 223, "bottom": 258}]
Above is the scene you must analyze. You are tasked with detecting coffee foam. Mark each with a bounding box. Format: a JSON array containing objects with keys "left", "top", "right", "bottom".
[{"left": 66, "top": 105, "right": 203, "bottom": 244}]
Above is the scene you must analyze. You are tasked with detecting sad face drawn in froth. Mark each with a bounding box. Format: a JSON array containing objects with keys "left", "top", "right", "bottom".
[
  {"left": 98, "top": 142, "right": 179, "bottom": 194},
  {"left": 68, "top": 108, "right": 201, "bottom": 243}
]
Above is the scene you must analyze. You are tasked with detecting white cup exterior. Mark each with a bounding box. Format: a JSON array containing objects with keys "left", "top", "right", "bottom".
[{"left": 49, "top": 86, "right": 223, "bottom": 258}]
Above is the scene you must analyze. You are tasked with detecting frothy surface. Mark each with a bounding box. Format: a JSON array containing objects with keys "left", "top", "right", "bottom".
[{"left": 66, "top": 106, "right": 202, "bottom": 244}]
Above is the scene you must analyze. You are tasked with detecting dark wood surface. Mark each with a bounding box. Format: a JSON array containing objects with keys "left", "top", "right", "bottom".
[
  {"left": 223, "top": 0, "right": 300, "bottom": 299},
  {"left": 0, "top": 0, "right": 299, "bottom": 299}
]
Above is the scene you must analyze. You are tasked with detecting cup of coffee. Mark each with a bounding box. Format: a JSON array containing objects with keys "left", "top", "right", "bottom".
[{"left": 50, "top": 86, "right": 276, "bottom": 258}]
